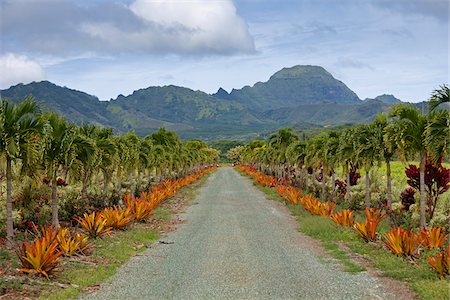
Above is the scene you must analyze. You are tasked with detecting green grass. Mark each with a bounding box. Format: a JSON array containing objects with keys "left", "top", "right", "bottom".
[{"left": 248, "top": 173, "right": 450, "bottom": 300}]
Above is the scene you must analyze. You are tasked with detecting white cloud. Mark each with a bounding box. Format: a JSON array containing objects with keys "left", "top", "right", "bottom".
[
  {"left": 79, "top": 0, "right": 255, "bottom": 54},
  {"left": 0, "top": 53, "right": 45, "bottom": 88}
]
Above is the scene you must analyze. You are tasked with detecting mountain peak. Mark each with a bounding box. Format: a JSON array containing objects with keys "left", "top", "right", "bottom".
[
  {"left": 270, "top": 65, "right": 331, "bottom": 80},
  {"left": 212, "top": 87, "right": 233, "bottom": 100},
  {"left": 364, "top": 94, "right": 402, "bottom": 104}
]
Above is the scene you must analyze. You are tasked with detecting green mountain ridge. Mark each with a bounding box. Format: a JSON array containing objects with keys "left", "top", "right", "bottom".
[
  {"left": 0, "top": 65, "right": 409, "bottom": 140},
  {"left": 217, "top": 65, "right": 361, "bottom": 111}
]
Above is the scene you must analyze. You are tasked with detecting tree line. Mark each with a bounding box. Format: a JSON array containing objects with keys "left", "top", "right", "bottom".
[
  {"left": 228, "top": 85, "right": 449, "bottom": 229},
  {"left": 0, "top": 97, "right": 220, "bottom": 242}
]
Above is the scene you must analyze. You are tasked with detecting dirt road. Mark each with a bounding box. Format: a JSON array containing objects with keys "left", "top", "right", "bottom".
[{"left": 84, "top": 167, "right": 409, "bottom": 299}]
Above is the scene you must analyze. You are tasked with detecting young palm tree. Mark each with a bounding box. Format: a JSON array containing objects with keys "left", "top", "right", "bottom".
[
  {"left": 0, "top": 97, "right": 43, "bottom": 242},
  {"left": 388, "top": 104, "right": 428, "bottom": 228},
  {"left": 426, "top": 109, "right": 449, "bottom": 163},
  {"left": 339, "top": 128, "right": 357, "bottom": 202},
  {"left": 354, "top": 124, "right": 379, "bottom": 208},
  {"left": 74, "top": 125, "right": 97, "bottom": 197},
  {"left": 325, "top": 131, "right": 340, "bottom": 202},
  {"left": 373, "top": 114, "right": 397, "bottom": 209},
  {"left": 42, "top": 112, "right": 76, "bottom": 228},
  {"left": 428, "top": 84, "right": 449, "bottom": 112},
  {"left": 268, "top": 128, "right": 299, "bottom": 178}
]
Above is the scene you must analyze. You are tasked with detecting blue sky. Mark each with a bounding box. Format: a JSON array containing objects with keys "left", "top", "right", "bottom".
[{"left": 0, "top": 0, "right": 448, "bottom": 102}]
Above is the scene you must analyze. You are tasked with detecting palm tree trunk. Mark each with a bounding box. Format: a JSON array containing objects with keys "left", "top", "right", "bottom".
[
  {"left": 305, "top": 169, "right": 309, "bottom": 192},
  {"left": 117, "top": 176, "right": 122, "bottom": 200},
  {"left": 419, "top": 155, "right": 426, "bottom": 228},
  {"left": 312, "top": 170, "right": 316, "bottom": 194},
  {"left": 331, "top": 172, "right": 336, "bottom": 202},
  {"left": 386, "top": 160, "right": 392, "bottom": 208},
  {"left": 51, "top": 177, "right": 58, "bottom": 228},
  {"left": 6, "top": 156, "right": 14, "bottom": 243},
  {"left": 137, "top": 169, "right": 141, "bottom": 193},
  {"left": 365, "top": 168, "right": 370, "bottom": 208},
  {"left": 129, "top": 171, "right": 134, "bottom": 198},
  {"left": 103, "top": 170, "right": 108, "bottom": 194},
  {"left": 345, "top": 172, "right": 351, "bottom": 202},
  {"left": 81, "top": 167, "right": 88, "bottom": 197},
  {"left": 321, "top": 170, "right": 326, "bottom": 200}
]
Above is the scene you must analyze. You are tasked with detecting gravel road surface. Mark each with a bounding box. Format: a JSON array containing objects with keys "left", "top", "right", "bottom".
[{"left": 83, "top": 167, "right": 408, "bottom": 300}]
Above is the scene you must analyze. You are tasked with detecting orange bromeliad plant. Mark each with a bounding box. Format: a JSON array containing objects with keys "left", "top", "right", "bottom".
[
  {"left": 427, "top": 245, "right": 450, "bottom": 277},
  {"left": 17, "top": 237, "right": 62, "bottom": 278},
  {"left": 418, "top": 227, "right": 448, "bottom": 249},
  {"left": 101, "top": 206, "right": 134, "bottom": 230},
  {"left": 383, "top": 227, "right": 420, "bottom": 257},
  {"left": 353, "top": 209, "right": 386, "bottom": 242},
  {"left": 330, "top": 209, "right": 355, "bottom": 227},
  {"left": 76, "top": 212, "right": 111, "bottom": 238}
]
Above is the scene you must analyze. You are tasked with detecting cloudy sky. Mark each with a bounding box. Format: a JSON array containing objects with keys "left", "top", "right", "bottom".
[{"left": 0, "top": 0, "right": 448, "bottom": 102}]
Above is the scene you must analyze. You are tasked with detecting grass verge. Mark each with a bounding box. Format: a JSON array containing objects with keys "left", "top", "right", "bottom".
[{"left": 243, "top": 171, "right": 449, "bottom": 300}]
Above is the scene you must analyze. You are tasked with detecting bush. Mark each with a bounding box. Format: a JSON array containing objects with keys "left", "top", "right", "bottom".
[{"left": 59, "top": 192, "right": 118, "bottom": 225}]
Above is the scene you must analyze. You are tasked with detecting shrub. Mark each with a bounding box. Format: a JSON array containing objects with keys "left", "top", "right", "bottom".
[
  {"left": 400, "top": 187, "right": 416, "bottom": 211},
  {"left": 405, "top": 157, "right": 450, "bottom": 220}
]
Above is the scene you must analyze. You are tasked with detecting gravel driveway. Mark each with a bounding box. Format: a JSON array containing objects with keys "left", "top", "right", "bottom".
[{"left": 82, "top": 167, "right": 408, "bottom": 300}]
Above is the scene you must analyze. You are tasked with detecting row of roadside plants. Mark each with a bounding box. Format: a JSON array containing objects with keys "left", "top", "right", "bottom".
[
  {"left": 237, "top": 165, "right": 449, "bottom": 278},
  {"left": 16, "top": 166, "right": 216, "bottom": 278}
]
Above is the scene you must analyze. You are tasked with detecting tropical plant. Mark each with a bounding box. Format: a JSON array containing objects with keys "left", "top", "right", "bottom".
[
  {"left": 101, "top": 206, "right": 133, "bottom": 230},
  {"left": 16, "top": 237, "right": 62, "bottom": 277},
  {"left": 388, "top": 104, "right": 428, "bottom": 228},
  {"left": 427, "top": 245, "right": 450, "bottom": 277},
  {"left": 76, "top": 212, "right": 111, "bottom": 238},
  {"left": 0, "top": 97, "right": 43, "bottom": 242},
  {"left": 42, "top": 112, "right": 76, "bottom": 228},
  {"left": 330, "top": 209, "right": 355, "bottom": 227},
  {"left": 405, "top": 157, "right": 450, "bottom": 220},
  {"left": 353, "top": 208, "right": 387, "bottom": 242},
  {"left": 383, "top": 227, "right": 420, "bottom": 257},
  {"left": 418, "top": 227, "right": 448, "bottom": 249}
]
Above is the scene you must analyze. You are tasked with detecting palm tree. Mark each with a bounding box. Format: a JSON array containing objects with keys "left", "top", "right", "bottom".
[
  {"left": 426, "top": 109, "right": 449, "bottom": 163},
  {"left": 0, "top": 97, "right": 42, "bottom": 242},
  {"left": 429, "top": 84, "right": 449, "bottom": 112},
  {"left": 75, "top": 125, "right": 97, "bottom": 197},
  {"left": 42, "top": 112, "right": 76, "bottom": 228},
  {"left": 339, "top": 128, "right": 357, "bottom": 202},
  {"left": 268, "top": 128, "right": 298, "bottom": 178},
  {"left": 124, "top": 132, "right": 140, "bottom": 198},
  {"left": 354, "top": 124, "right": 379, "bottom": 208},
  {"left": 372, "top": 114, "right": 396, "bottom": 209},
  {"left": 325, "top": 131, "right": 340, "bottom": 202},
  {"left": 388, "top": 104, "right": 428, "bottom": 228}
]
